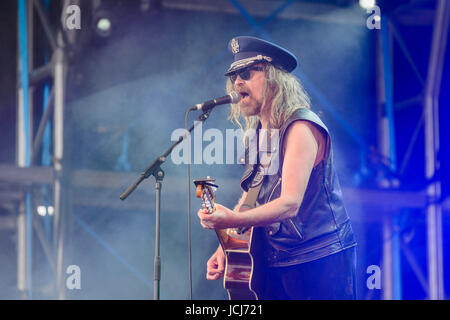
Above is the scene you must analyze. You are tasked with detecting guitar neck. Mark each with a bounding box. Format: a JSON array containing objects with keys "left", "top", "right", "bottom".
[{"left": 215, "top": 229, "right": 229, "bottom": 251}]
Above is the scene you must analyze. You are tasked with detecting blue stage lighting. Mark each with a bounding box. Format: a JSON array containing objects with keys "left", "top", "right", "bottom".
[{"left": 359, "top": 0, "right": 376, "bottom": 10}]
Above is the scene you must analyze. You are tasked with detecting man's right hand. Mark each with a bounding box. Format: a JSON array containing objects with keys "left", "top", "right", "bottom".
[{"left": 206, "top": 246, "right": 225, "bottom": 280}]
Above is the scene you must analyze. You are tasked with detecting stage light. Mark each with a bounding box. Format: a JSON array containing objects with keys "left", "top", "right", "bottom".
[
  {"left": 37, "top": 206, "right": 47, "bottom": 216},
  {"left": 96, "top": 17, "right": 111, "bottom": 34},
  {"left": 359, "top": 0, "right": 376, "bottom": 9},
  {"left": 140, "top": 0, "right": 150, "bottom": 12},
  {"left": 36, "top": 205, "right": 54, "bottom": 216},
  {"left": 92, "top": 6, "right": 114, "bottom": 38}
]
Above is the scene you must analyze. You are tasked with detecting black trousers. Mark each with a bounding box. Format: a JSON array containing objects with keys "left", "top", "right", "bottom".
[{"left": 263, "top": 247, "right": 357, "bottom": 300}]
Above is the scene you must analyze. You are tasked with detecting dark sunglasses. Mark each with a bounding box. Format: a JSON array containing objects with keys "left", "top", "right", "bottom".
[{"left": 229, "top": 66, "right": 264, "bottom": 83}]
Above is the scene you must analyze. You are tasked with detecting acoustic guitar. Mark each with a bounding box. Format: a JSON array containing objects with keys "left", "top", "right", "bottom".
[{"left": 194, "top": 177, "right": 266, "bottom": 300}]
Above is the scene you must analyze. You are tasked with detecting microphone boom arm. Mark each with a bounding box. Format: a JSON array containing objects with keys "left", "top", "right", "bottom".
[{"left": 119, "top": 109, "right": 212, "bottom": 200}]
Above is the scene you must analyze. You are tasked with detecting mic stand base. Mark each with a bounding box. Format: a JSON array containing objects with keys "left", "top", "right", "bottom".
[{"left": 154, "top": 175, "right": 163, "bottom": 300}]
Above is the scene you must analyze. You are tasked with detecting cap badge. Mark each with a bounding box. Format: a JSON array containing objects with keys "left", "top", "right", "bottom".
[{"left": 231, "top": 38, "right": 240, "bottom": 54}]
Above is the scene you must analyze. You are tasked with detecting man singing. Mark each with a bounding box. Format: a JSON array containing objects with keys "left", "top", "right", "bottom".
[{"left": 197, "top": 36, "right": 357, "bottom": 300}]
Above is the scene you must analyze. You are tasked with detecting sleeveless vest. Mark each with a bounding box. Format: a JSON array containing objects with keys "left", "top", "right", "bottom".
[{"left": 239, "top": 108, "right": 356, "bottom": 267}]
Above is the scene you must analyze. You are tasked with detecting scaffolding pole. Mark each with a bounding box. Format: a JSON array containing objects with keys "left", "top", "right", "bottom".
[
  {"left": 424, "top": 0, "right": 449, "bottom": 301},
  {"left": 53, "top": 43, "right": 67, "bottom": 300},
  {"left": 16, "top": 0, "right": 33, "bottom": 299},
  {"left": 16, "top": 0, "right": 70, "bottom": 299},
  {"left": 377, "top": 13, "right": 402, "bottom": 300}
]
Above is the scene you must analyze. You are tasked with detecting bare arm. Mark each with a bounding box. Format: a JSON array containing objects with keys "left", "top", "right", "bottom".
[
  {"left": 199, "top": 121, "right": 319, "bottom": 229},
  {"left": 233, "top": 191, "right": 248, "bottom": 212}
]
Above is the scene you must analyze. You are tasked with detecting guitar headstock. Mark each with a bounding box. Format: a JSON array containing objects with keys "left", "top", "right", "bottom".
[{"left": 193, "top": 177, "right": 218, "bottom": 214}]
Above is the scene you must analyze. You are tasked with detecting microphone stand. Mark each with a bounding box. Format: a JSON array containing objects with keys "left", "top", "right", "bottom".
[{"left": 119, "top": 109, "right": 213, "bottom": 300}]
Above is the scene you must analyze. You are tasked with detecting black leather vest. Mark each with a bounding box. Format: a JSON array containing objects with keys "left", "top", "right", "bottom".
[{"left": 239, "top": 108, "right": 356, "bottom": 267}]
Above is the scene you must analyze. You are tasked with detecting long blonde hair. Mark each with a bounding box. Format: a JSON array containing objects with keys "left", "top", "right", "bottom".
[{"left": 226, "top": 63, "right": 311, "bottom": 134}]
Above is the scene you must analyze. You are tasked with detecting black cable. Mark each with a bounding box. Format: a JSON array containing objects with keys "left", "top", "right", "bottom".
[
  {"left": 184, "top": 108, "right": 212, "bottom": 300},
  {"left": 185, "top": 109, "right": 193, "bottom": 300}
]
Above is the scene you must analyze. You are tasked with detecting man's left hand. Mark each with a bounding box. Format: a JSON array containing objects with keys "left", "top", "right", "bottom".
[{"left": 197, "top": 203, "right": 238, "bottom": 229}]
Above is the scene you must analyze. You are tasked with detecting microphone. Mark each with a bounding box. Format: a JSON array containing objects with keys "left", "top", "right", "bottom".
[{"left": 191, "top": 91, "right": 241, "bottom": 112}]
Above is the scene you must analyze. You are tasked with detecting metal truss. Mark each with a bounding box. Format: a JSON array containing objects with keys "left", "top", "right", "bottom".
[
  {"left": 375, "top": 0, "right": 449, "bottom": 300},
  {"left": 4, "top": 0, "right": 447, "bottom": 300},
  {"left": 15, "top": 0, "right": 79, "bottom": 299}
]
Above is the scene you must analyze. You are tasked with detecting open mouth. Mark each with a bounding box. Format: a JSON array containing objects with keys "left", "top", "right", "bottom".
[{"left": 239, "top": 91, "right": 249, "bottom": 100}]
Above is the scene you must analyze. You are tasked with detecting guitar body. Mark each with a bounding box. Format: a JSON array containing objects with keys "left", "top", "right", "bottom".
[
  {"left": 194, "top": 177, "right": 266, "bottom": 300},
  {"left": 223, "top": 227, "right": 266, "bottom": 300}
]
